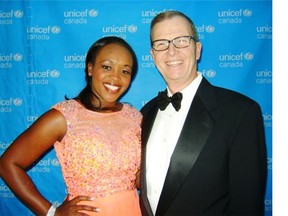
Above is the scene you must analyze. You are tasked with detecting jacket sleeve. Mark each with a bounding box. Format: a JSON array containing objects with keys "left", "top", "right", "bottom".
[{"left": 229, "top": 102, "right": 267, "bottom": 215}]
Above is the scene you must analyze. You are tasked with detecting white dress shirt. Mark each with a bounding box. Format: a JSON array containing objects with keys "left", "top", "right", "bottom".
[{"left": 146, "top": 72, "right": 202, "bottom": 215}]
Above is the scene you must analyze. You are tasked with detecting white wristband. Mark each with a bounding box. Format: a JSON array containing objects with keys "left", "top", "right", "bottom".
[{"left": 46, "top": 204, "right": 57, "bottom": 216}]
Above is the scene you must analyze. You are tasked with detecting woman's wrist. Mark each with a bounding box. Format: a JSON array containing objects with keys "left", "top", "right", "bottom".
[{"left": 46, "top": 204, "right": 57, "bottom": 216}]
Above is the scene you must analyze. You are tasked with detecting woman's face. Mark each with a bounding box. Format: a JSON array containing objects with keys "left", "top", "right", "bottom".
[{"left": 88, "top": 43, "right": 133, "bottom": 108}]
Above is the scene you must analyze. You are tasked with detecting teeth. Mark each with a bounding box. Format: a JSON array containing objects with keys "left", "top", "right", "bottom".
[
  {"left": 104, "top": 83, "right": 120, "bottom": 91},
  {"left": 167, "top": 60, "right": 182, "bottom": 66}
]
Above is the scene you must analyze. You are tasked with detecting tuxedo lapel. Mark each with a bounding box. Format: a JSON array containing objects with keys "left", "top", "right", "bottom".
[
  {"left": 156, "top": 82, "right": 216, "bottom": 215},
  {"left": 140, "top": 100, "right": 159, "bottom": 216},
  {"left": 141, "top": 100, "right": 159, "bottom": 146}
]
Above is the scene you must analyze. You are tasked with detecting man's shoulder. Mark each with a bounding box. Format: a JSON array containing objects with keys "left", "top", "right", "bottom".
[
  {"left": 140, "top": 96, "right": 158, "bottom": 116},
  {"left": 201, "top": 78, "right": 258, "bottom": 105},
  {"left": 216, "top": 86, "right": 257, "bottom": 105}
]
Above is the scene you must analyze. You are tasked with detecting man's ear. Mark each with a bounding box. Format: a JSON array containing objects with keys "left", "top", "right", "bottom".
[{"left": 150, "top": 48, "right": 155, "bottom": 60}]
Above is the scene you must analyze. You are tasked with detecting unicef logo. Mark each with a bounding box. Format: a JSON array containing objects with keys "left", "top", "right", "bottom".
[
  {"left": 51, "top": 26, "right": 61, "bottom": 34},
  {"left": 13, "top": 98, "right": 22, "bottom": 106},
  {"left": 89, "top": 9, "right": 98, "bottom": 17},
  {"left": 206, "top": 69, "right": 216, "bottom": 78},
  {"left": 205, "top": 25, "right": 215, "bottom": 33},
  {"left": 243, "top": 9, "right": 252, "bottom": 17},
  {"left": 50, "top": 70, "right": 60, "bottom": 78},
  {"left": 51, "top": 158, "right": 60, "bottom": 166},
  {"left": 13, "top": 53, "right": 23, "bottom": 62},
  {"left": 244, "top": 52, "right": 254, "bottom": 60},
  {"left": 14, "top": 10, "right": 24, "bottom": 18},
  {"left": 128, "top": 25, "right": 137, "bottom": 33},
  {"left": 202, "top": 69, "right": 216, "bottom": 78}
]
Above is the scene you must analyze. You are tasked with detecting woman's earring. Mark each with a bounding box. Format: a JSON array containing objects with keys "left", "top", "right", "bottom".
[{"left": 88, "top": 67, "right": 92, "bottom": 76}]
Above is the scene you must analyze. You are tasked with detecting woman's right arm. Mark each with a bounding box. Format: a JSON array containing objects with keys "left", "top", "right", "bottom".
[{"left": 0, "top": 108, "right": 67, "bottom": 215}]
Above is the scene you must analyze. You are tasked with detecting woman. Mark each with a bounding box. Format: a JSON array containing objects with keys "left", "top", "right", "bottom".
[{"left": 0, "top": 36, "right": 142, "bottom": 216}]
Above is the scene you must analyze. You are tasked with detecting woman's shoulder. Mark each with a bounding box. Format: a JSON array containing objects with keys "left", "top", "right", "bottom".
[
  {"left": 52, "top": 99, "right": 81, "bottom": 115},
  {"left": 123, "top": 103, "right": 142, "bottom": 118},
  {"left": 53, "top": 99, "right": 77, "bottom": 108}
]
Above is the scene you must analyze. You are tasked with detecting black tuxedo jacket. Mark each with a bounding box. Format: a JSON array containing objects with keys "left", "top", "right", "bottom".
[{"left": 140, "top": 77, "right": 267, "bottom": 216}]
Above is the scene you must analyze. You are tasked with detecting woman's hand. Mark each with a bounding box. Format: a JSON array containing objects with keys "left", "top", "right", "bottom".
[{"left": 55, "top": 196, "right": 100, "bottom": 216}]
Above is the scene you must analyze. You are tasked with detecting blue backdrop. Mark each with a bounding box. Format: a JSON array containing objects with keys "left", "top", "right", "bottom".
[{"left": 0, "top": 1, "right": 272, "bottom": 215}]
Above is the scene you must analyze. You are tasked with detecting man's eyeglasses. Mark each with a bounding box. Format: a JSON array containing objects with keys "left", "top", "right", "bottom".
[{"left": 152, "top": 36, "right": 198, "bottom": 51}]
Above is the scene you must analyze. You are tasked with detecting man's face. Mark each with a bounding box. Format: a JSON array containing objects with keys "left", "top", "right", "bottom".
[{"left": 150, "top": 16, "right": 202, "bottom": 92}]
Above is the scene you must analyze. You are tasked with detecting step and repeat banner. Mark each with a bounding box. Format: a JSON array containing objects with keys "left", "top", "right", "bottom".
[{"left": 0, "top": 1, "right": 272, "bottom": 215}]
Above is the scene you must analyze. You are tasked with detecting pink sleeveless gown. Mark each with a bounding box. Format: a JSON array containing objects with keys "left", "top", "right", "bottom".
[{"left": 53, "top": 100, "right": 142, "bottom": 216}]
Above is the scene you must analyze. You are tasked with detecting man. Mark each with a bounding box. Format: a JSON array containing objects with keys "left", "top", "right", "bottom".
[{"left": 140, "top": 10, "right": 267, "bottom": 216}]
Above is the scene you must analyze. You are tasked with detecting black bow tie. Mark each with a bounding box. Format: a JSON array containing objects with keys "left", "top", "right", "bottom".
[{"left": 157, "top": 91, "right": 183, "bottom": 111}]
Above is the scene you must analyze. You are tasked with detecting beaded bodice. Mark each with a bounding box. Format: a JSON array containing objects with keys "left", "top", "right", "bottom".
[{"left": 53, "top": 100, "right": 142, "bottom": 199}]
